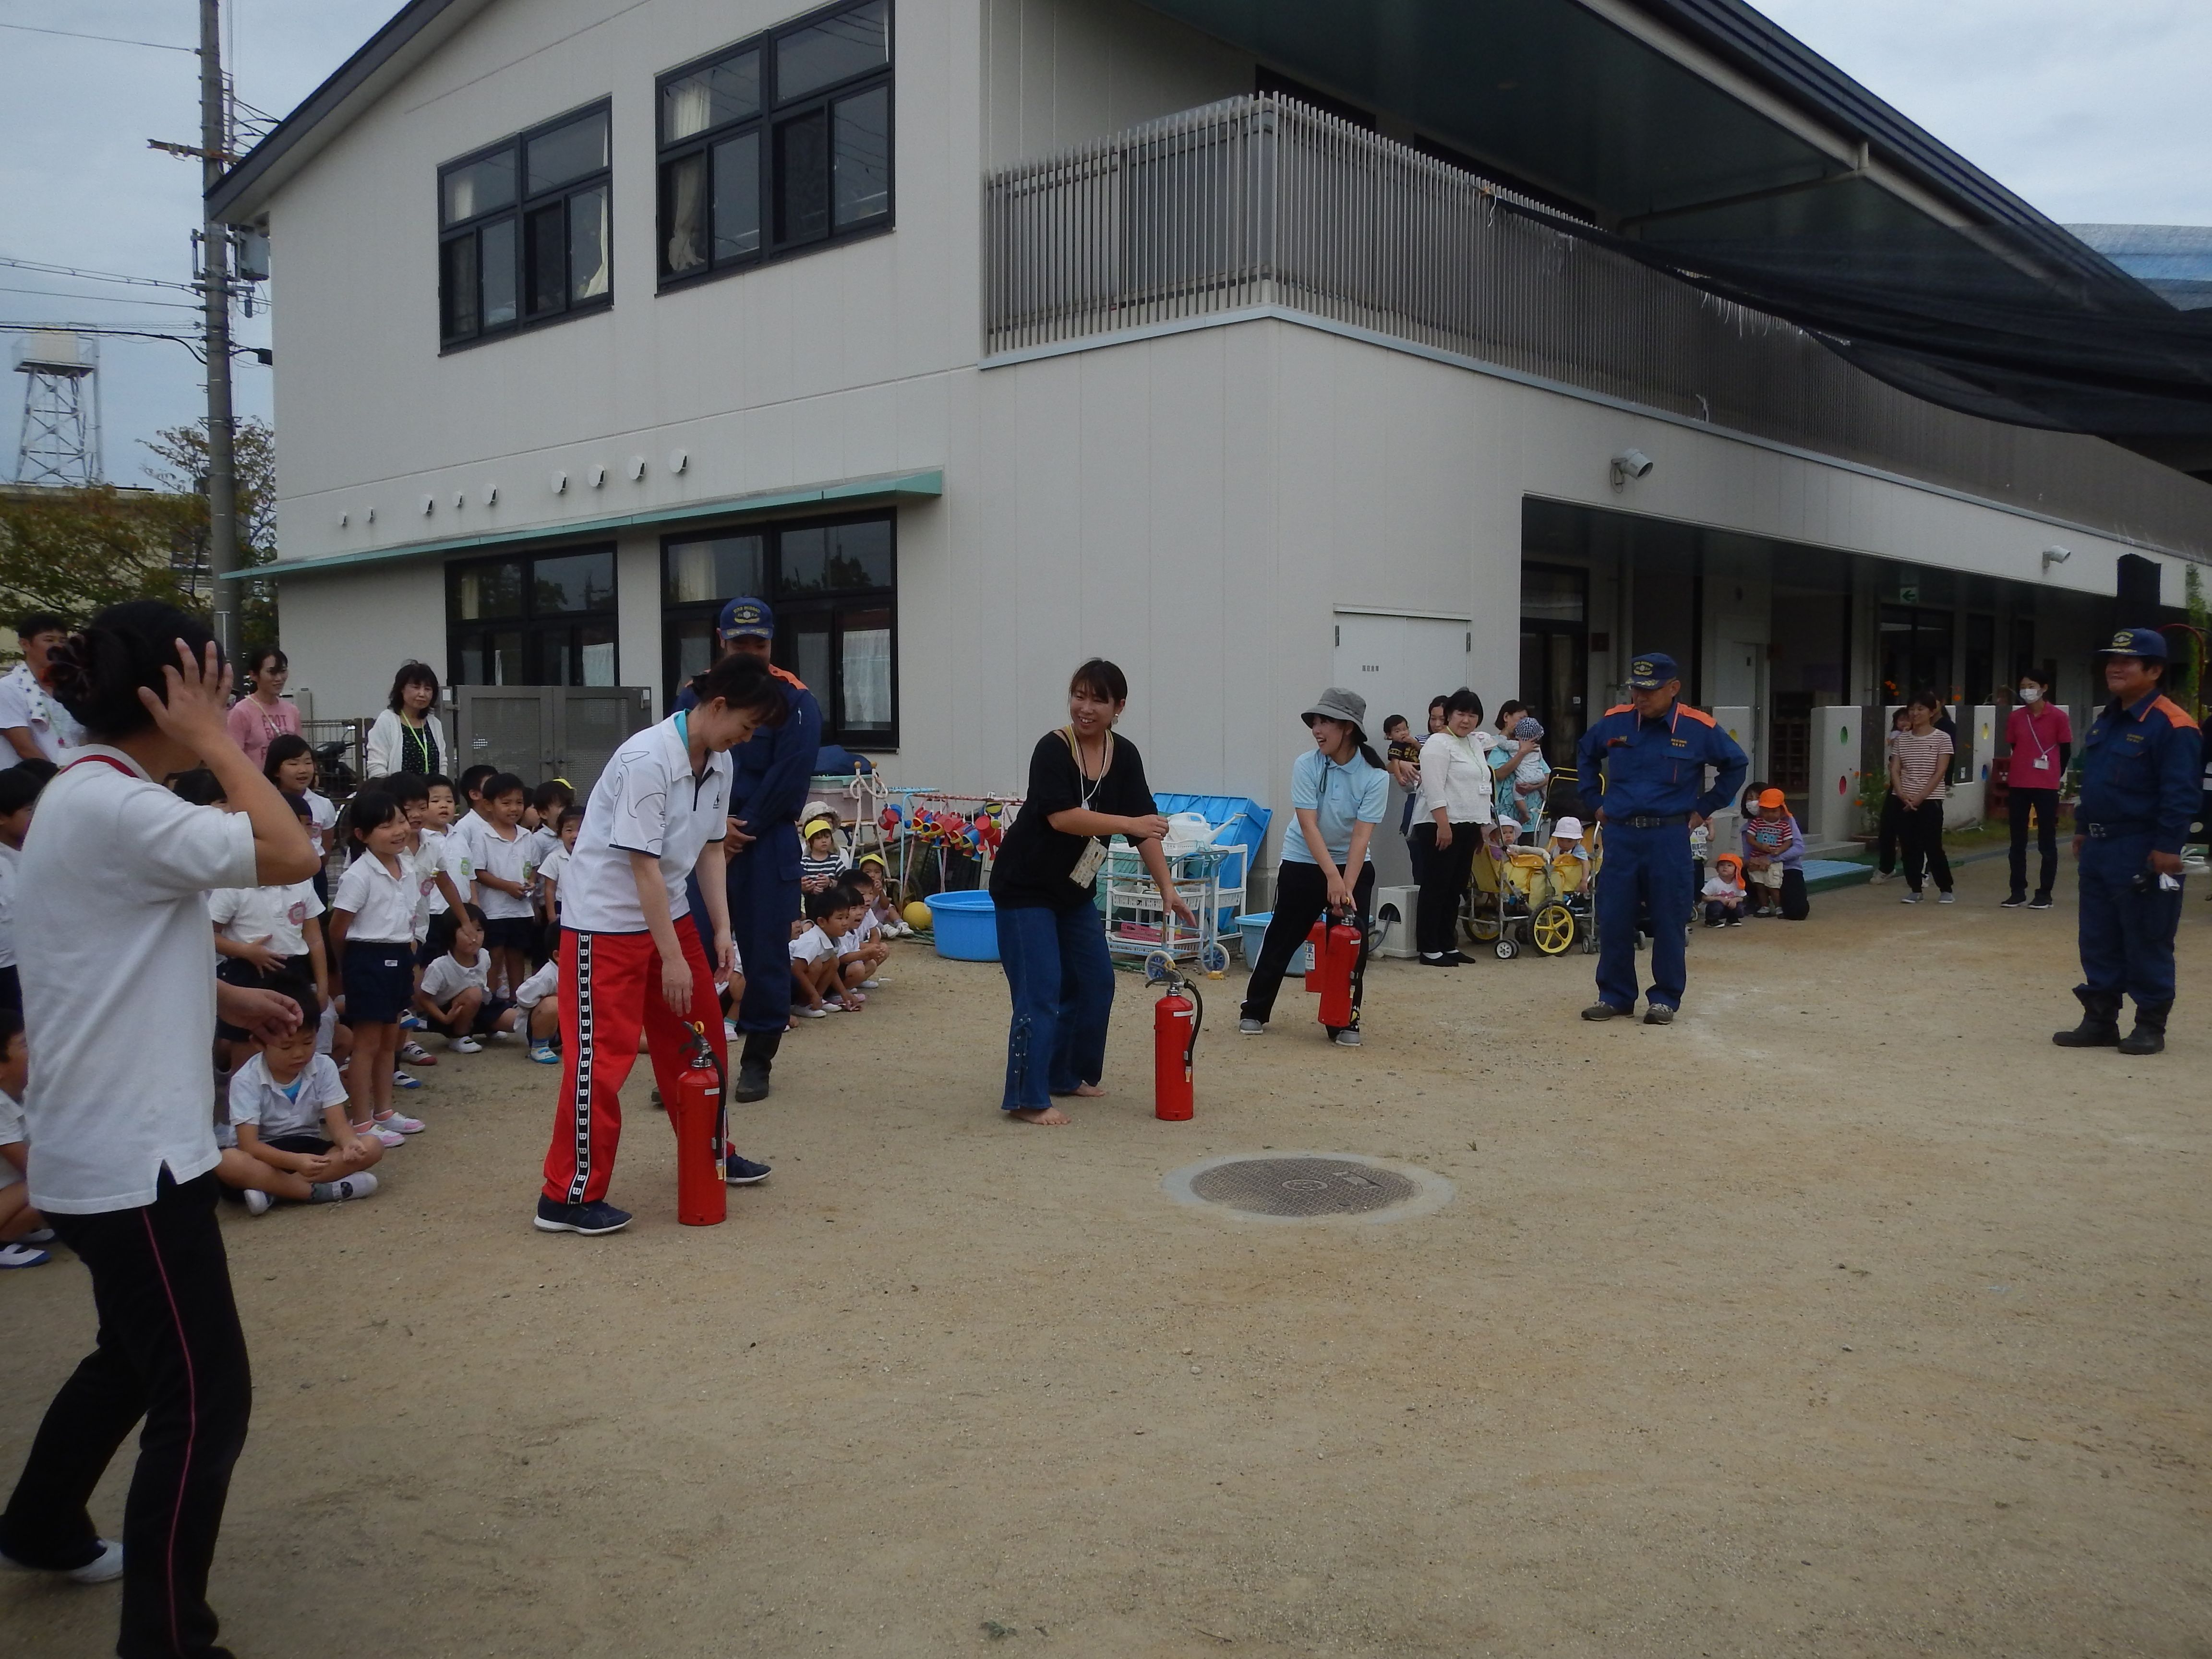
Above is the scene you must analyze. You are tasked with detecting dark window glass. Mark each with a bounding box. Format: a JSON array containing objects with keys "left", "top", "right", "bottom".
[
  {"left": 832, "top": 86, "right": 890, "bottom": 228},
  {"left": 457, "top": 627, "right": 527, "bottom": 686},
  {"left": 526, "top": 203, "right": 567, "bottom": 319},
  {"left": 713, "top": 132, "right": 763, "bottom": 259},
  {"left": 441, "top": 236, "right": 479, "bottom": 338},
  {"left": 670, "top": 616, "right": 719, "bottom": 687},
  {"left": 776, "top": 0, "right": 888, "bottom": 100},
  {"left": 449, "top": 550, "right": 618, "bottom": 688},
  {"left": 569, "top": 187, "right": 608, "bottom": 302},
  {"left": 662, "top": 50, "right": 760, "bottom": 142},
  {"left": 662, "top": 152, "right": 709, "bottom": 276},
  {"left": 454, "top": 560, "right": 526, "bottom": 621},
  {"left": 442, "top": 152, "right": 516, "bottom": 225},
  {"left": 480, "top": 217, "right": 519, "bottom": 329},
  {"left": 534, "top": 551, "right": 615, "bottom": 613},
  {"left": 1522, "top": 565, "right": 1586, "bottom": 623},
  {"left": 527, "top": 109, "right": 610, "bottom": 193},
  {"left": 788, "top": 614, "right": 833, "bottom": 694},
  {"left": 665, "top": 534, "right": 765, "bottom": 604},
  {"left": 775, "top": 110, "right": 830, "bottom": 243}
]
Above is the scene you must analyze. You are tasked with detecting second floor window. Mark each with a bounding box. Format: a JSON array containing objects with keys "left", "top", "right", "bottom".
[
  {"left": 656, "top": 0, "right": 893, "bottom": 288},
  {"left": 440, "top": 103, "right": 613, "bottom": 347}
]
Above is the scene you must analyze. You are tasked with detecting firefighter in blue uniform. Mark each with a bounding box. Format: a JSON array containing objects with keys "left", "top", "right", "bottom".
[
  {"left": 1574, "top": 652, "right": 1747, "bottom": 1025},
  {"left": 2052, "top": 627, "right": 2200, "bottom": 1057},
  {"left": 681, "top": 598, "right": 822, "bottom": 1099}
]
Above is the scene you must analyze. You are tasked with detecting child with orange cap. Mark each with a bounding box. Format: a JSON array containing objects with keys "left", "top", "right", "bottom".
[
  {"left": 1700, "top": 853, "right": 1747, "bottom": 927},
  {"left": 1741, "top": 785, "right": 1807, "bottom": 918}
]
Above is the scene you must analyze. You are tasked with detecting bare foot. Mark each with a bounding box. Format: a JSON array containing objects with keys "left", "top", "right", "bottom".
[
  {"left": 1009, "top": 1106, "right": 1071, "bottom": 1125},
  {"left": 1070, "top": 1083, "right": 1105, "bottom": 1098}
]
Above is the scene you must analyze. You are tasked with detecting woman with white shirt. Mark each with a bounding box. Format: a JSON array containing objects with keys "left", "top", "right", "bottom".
[
  {"left": 362, "top": 660, "right": 448, "bottom": 780},
  {"left": 1413, "top": 686, "right": 1494, "bottom": 965},
  {"left": 0, "top": 601, "right": 317, "bottom": 1655}
]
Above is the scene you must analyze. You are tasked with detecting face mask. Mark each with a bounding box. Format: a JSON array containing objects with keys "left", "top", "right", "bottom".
[{"left": 2019, "top": 686, "right": 2043, "bottom": 703}]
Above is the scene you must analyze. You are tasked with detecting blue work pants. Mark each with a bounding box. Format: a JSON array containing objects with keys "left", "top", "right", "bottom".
[
  {"left": 2077, "top": 832, "right": 2183, "bottom": 1009},
  {"left": 1594, "top": 820, "right": 1694, "bottom": 1011},
  {"left": 996, "top": 901, "right": 1116, "bottom": 1111}
]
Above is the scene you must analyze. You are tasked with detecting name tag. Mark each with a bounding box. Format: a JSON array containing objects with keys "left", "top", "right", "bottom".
[
  {"left": 2030, "top": 756, "right": 2051, "bottom": 771},
  {"left": 1670, "top": 739, "right": 1687, "bottom": 748}
]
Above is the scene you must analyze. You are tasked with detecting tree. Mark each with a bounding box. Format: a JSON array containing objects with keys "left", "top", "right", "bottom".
[
  {"left": 0, "top": 484, "right": 187, "bottom": 630},
  {"left": 143, "top": 418, "right": 280, "bottom": 646}
]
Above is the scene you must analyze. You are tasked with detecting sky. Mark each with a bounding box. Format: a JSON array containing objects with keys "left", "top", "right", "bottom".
[{"left": 0, "top": 0, "right": 2207, "bottom": 490}]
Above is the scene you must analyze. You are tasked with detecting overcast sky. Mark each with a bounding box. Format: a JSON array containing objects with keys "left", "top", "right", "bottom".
[{"left": 1, "top": 0, "right": 2206, "bottom": 490}]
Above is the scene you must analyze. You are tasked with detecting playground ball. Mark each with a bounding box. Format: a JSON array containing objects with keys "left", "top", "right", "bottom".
[{"left": 902, "top": 901, "right": 933, "bottom": 930}]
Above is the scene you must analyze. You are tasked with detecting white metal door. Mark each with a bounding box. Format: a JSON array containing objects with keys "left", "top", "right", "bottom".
[{"left": 1332, "top": 613, "right": 1471, "bottom": 888}]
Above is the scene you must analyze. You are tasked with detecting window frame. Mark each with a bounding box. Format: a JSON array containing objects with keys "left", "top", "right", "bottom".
[
  {"left": 445, "top": 545, "right": 622, "bottom": 688},
  {"left": 438, "top": 99, "right": 614, "bottom": 352},
  {"left": 659, "top": 509, "right": 899, "bottom": 749},
  {"left": 653, "top": 0, "right": 895, "bottom": 295}
]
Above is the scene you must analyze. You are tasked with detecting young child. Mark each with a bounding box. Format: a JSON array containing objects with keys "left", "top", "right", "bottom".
[
  {"left": 1741, "top": 785, "right": 1807, "bottom": 919},
  {"left": 466, "top": 771, "right": 538, "bottom": 997},
  {"left": 0, "top": 1009, "right": 52, "bottom": 1267},
  {"left": 457, "top": 762, "right": 497, "bottom": 821},
  {"left": 327, "top": 787, "right": 423, "bottom": 1144},
  {"left": 834, "top": 877, "right": 892, "bottom": 994},
  {"left": 536, "top": 807, "right": 579, "bottom": 959},
  {"left": 227, "top": 980, "right": 380, "bottom": 1206},
  {"left": 513, "top": 955, "right": 563, "bottom": 1065},
  {"left": 385, "top": 771, "right": 464, "bottom": 1076},
  {"left": 263, "top": 733, "right": 336, "bottom": 901},
  {"left": 415, "top": 903, "right": 524, "bottom": 1052},
  {"left": 208, "top": 805, "right": 330, "bottom": 1025},
  {"left": 1384, "top": 713, "right": 1426, "bottom": 838},
  {"left": 788, "top": 889, "right": 860, "bottom": 1017},
  {"left": 1506, "top": 716, "right": 1552, "bottom": 831},
  {"left": 799, "top": 814, "right": 844, "bottom": 893},
  {"left": 1701, "top": 852, "right": 1747, "bottom": 927},
  {"left": 0, "top": 762, "right": 51, "bottom": 1013}
]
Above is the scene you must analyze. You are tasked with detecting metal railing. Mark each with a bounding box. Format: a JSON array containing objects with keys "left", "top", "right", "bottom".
[{"left": 984, "top": 96, "right": 2212, "bottom": 558}]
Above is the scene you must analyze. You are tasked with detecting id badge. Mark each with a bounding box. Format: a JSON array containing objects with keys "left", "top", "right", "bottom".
[
  {"left": 2031, "top": 756, "right": 2051, "bottom": 772},
  {"left": 1069, "top": 837, "right": 1107, "bottom": 889}
]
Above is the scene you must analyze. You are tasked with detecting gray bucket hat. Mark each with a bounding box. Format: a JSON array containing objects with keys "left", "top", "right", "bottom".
[{"left": 1301, "top": 686, "right": 1369, "bottom": 736}]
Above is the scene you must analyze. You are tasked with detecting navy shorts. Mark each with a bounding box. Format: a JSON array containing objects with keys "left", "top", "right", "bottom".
[
  {"left": 343, "top": 941, "right": 415, "bottom": 1026},
  {"left": 482, "top": 916, "right": 537, "bottom": 953}
]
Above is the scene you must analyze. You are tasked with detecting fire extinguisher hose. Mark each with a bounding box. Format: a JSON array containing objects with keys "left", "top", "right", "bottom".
[
  {"left": 685, "top": 1021, "right": 730, "bottom": 1145},
  {"left": 1181, "top": 976, "right": 1204, "bottom": 1074}
]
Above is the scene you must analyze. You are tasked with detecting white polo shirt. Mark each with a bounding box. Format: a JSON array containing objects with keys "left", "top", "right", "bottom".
[
  {"left": 332, "top": 850, "right": 419, "bottom": 943},
  {"left": 0, "top": 842, "right": 18, "bottom": 969},
  {"left": 21, "top": 746, "right": 256, "bottom": 1214},
  {"left": 0, "top": 663, "right": 84, "bottom": 766},
  {"left": 561, "top": 715, "right": 732, "bottom": 935},
  {"left": 421, "top": 950, "right": 491, "bottom": 1005},
  {"left": 0, "top": 1087, "right": 23, "bottom": 1192},
  {"left": 207, "top": 878, "right": 323, "bottom": 959},
  {"left": 463, "top": 815, "right": 538, "bottom": 921},
  {"left": 228, "top": 1051, "right": 348, "bottom": 1142}
]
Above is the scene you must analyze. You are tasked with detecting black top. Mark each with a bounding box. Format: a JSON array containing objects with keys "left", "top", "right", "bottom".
[{"left": 989, "top": 730, "right": 1157, "bottom": 912}]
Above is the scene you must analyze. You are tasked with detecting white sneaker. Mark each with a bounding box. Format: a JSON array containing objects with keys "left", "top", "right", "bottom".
[
  {"left": 375, "top": 1110, "right": 426, "bottom": 1135},
  {"left": 795, "top": 1005, "right": 828, "bottom": 1019},
  {"left": 859, "top": 978, "right": 882, "bottom": 989},
  {"left": 1867, "top": 870, "right": 1893, "bottom": 884},
  {"left": 310, "top": 1172, "right": 379, "bottom": 1203},
  {"left": 449, "top": 1034, "right": 483, "bottom": 1054},
  {"left": 243, "top": 1189, "right": 273, "bottom": 1216},
  {"left": 356, "top": 1121, "right": 407, "bottom": 1148}
]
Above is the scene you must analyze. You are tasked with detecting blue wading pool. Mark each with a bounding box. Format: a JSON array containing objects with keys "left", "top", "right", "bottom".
[{"left": 925, "top": 889, "right": 999, "bottom": 962}]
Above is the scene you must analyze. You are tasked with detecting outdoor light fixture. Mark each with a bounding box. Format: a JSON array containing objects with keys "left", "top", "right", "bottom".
[
  {"left": 627, "top": 455, "right": 648, "bottom": 481},
  {"left": 1611, "top": 448, "right": 1654, "bottom": 490},
  {"left": 2042, "top": 545, "right": 2072, "bottom": 570},
  {"left": 550, "top": 470, "right": 567, "bottom": 494}
]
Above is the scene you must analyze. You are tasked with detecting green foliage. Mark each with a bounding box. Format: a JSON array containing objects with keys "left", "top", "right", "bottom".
[
  {"left": 142, "top": 419, "right": 280, "bottom": 647},
  {"left": 1853, "top": 765, "right": 1889, "bottom": 835},
  {"left": 0, "top": 484, "right": 188, "bottom": 632}
]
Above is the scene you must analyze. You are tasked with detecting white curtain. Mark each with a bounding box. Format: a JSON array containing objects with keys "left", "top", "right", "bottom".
[
  {"left": 842, "top": 625, "right": 892, "bottom": 728},
  {"left": 572, "top": 188, "right": 609, "bottom": 300},
  {"left": 666, "top": 156, "right": 706, "bottom": 273}
]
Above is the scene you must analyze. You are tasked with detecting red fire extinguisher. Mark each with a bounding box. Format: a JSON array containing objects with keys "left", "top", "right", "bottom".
[
  {"left": 1152, "top": 962, "right": 1204, "bottom": 1121},
  {"left": 672, "top": 1021, "right": 728, "bottom": 1226},
  {"left": 1314, "top": 916, "right": 1361, "bottom": 1031}
]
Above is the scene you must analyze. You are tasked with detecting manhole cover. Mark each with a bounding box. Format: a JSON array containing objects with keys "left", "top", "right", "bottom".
[{"left": 1186, "top": 1156, "right": 1421, "bottom": 1217}]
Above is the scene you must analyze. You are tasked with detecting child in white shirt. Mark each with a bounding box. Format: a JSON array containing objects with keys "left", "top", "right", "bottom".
[
  {"left": 513, "top": 956, "right": 562, "bottom": 1066},
  {"left": 835, "top": 878, "right": 891, "bottom": 991},
  {"left": 263, "top": 734, "right": 335, "bottom": 900},
  {"left": 1701, "top": 853, "right": 1747, "bottom": 927},
  {"left": 789, "top": 889, "right": 865, "bottom": 1017},
  {"left": 0, "top": 1010, "right": 52, "bottom": 1267},
  {"left": 414, "top": 904, "right": 524, "bottom": 1053},
  {"left": 328, "top": 787, "right": 424, "bottom": 1144},
  {"left": 536, "top": 810, "right": 579, "bottom": 958},
  {"left": 464, "top": 771, "right": 537, "bottom": 999},
  {"left": 0, "top": 761, "right": 50, "bottom": 1014},
  {"left": 223, "top": 981, "right": 379, "bottom": 1208}
]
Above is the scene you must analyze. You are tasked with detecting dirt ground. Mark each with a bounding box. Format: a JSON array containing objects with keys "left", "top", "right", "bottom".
[{"left": 6, "top": 862, "right": 2210, "bottom": 1658}]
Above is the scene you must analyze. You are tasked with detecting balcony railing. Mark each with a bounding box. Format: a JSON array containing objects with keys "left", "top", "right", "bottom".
[{"left": 983, "top": 95, "right": 2209, "bottom": 558}]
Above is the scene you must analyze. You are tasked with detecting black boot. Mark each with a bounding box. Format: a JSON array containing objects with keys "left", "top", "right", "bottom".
[
  {"left": 2052, "top": 988, "right": 2123, "bottom": 1047},
  {"left": 734, "top": 1031, "right": 781, "bottom": 1102},
  {"left": 2118, "top": 1000, "right": 2171, "bottom": 1056}
]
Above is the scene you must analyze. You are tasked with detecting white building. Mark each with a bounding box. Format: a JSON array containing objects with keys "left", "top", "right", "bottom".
[{"left": 212, "top": 0, "right": 2212, "bottom": 883}]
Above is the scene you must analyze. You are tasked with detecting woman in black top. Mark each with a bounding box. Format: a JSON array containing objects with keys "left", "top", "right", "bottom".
[{"left": 988, "top": 659, "right": 1194, "bottom": 1124}]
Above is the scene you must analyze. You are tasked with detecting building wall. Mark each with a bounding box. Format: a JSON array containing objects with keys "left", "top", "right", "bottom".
[{"left": 981, "top": 0, "right": 1250, "bottom": 167}]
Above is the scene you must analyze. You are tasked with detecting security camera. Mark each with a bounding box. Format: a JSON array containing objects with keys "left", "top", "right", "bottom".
[{"left": 1611, "top": 449, "right": 1654, "bottom": 490}]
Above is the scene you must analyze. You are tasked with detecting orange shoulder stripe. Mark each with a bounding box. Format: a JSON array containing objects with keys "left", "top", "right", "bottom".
[
  {"left": 2151, "top": 695, "right": 2195, "bottom": 729},
  {"left": 1604, "top": 703, "right": 1634, "bottom": 717},
  {"left": 1676, "top": 704, "right": 1718, "bottom": 727}
]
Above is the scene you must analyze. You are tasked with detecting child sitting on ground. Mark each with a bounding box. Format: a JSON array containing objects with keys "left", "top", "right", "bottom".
[
  {"left": 835, "top": 877, "right": 892, "bottom": 991},
  {"left": 788, "top": 888, "right": 866, "bottom": 1017},
  {"left": 226, "top": 980, "right": 381, "bottom": 1210},
  {"left": 852, "top": 857, "right": 901, "bottom": 943},
  {"left": 799, "top": 814, "right": 845, "bottom": 893},
  {"left": 513, "top": 955, "right": 562, "bottom": 1065},
  {"left": 1701, "top": 853, "right": 1747, "bottom": 927},
  {"left": 0, "top": 1009, "right": 54, "bottom": 1267},
  {"left": 1741, "top": 786, "right": 1806, "bottom": 918},
  {"left": 415, "top": 903, "right": 525, "bottom": 1053}
]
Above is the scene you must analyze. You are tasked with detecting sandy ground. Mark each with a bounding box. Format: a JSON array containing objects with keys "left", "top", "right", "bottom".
[{"left": 6, "top": 862, "right": 2210, "bottom": 1659}]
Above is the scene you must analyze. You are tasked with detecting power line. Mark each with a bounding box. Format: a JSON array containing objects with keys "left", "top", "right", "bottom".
[
  {"left": 0, "top": 284, "right": 205, "bottom": 312},
  {"left": 0, "top": 21, "right": 196, "bottom": 54},
  {"left": 0, "top": 256, "right": 199, "bottom": 295}
]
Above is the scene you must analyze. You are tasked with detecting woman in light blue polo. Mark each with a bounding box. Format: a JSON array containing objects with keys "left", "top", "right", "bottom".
[{"left": 1238, "top": 687, "right": 1390, "bottom": 1047}]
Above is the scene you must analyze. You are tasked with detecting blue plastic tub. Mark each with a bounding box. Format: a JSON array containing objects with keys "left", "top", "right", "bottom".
[
  {"left": 1237, "top": 911, "right": 1310, "bottom": 974},
  {"left": 925, "top": 889, "right": 1000, "bottom": 962}
]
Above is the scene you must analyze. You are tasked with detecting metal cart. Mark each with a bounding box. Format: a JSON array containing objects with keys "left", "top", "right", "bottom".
[{"left": 1100, "top": 843, "right": 1234, "bottom": 973}]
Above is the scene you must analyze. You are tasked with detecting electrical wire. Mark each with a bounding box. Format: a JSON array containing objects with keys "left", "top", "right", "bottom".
[
  {"left": 0, "top": 22, "right": 196, "bottom": 53},
  {"left": 0, "top": 284, "right": 204, "bottom": 311},
  {"left": 0, "top": 257, "right": 199, "bottom": 295}
]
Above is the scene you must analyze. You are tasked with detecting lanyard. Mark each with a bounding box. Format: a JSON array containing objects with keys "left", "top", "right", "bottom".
[{"left": 61, "top": 754, "right": 134, "bottom": 780}]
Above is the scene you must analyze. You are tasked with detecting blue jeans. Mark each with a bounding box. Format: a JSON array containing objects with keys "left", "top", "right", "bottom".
[{"left": 996, "top": 901, "right": 1116, "bottom": 1111}]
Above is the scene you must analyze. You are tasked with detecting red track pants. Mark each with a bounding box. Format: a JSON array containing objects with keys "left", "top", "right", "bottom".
[{"left": 541, "top": 919, "right": 728, "bottom": 1207}]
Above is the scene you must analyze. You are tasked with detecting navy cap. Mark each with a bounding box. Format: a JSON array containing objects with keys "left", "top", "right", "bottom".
[
  {"left": 1624, "top": 651, "right": 1680, "bottom": 689},
  {"left": 718, "top": 596, "right": 775, "bottom": 640},
  {"left": 2096, "top": 626, "right": 2167, "bottom": 661}
]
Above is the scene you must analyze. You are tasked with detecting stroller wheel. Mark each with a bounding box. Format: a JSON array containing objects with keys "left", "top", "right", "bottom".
[
  {"left": 1531, "top": 903, "right": 1575, "bottom": 956},
  {"left": 1198, "top": 941, "right": 1230, "bottom": 975},
  {"left": 1494, "top": 938, "right": 1518, "bottom": 961}
]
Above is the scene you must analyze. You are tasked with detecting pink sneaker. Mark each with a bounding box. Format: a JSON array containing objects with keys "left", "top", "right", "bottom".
[
  {"left": 355, "top": 1120, "right": 407, "bottom": 1148},
  {"left": 374, "top": 1110, "right": 426, "bottom": 1135}
]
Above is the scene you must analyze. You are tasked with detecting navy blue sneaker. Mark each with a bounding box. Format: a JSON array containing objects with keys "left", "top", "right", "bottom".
[
  {"left": 724, "top": 1153, "right": 772, "bottom": 1186},
  {"left": 533, "top": 1196, "right": 632, "bottom": 1235}
]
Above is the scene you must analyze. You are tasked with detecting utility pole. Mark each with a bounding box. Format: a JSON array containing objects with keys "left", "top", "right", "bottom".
[{"left": 200, "top": 0, "right": 240, "bottom": 654}]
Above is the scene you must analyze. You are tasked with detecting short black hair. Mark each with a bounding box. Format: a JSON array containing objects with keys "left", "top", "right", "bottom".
[
  {"left": 170, "top": 768, "right": 226, "bottom": 807},
  {"left": 804, "top": 887, "right": 849, "bottom": 922},
  {"left": 1069, "top": 658, "right": 1128, "bottom": 705},
  {"left": 14, "top": 612, "right": 68, "bottom": 641},
  {"left": 385, "top": 771, "right": 431, "bottom": 806},
  {"left": 0, "top": 1004, "right": 23, "bottom": 1054},
  {"left": 424, "top": 772, "right": 455, "bottom": 795},
  {"left": 47, "top": 601, "right": 221, "bottom": 742},
  {"left": 687, "top": 654, "right": 792, "bottom": 727},
  {"left": 0, "top": 765, "right": 49, "bottom": 816},
  {"left": 532, "top": 779, "right": 574, "bottom": 815},
  {"left": 262, "top": 731, "right": 313, "bottom": 783},
  {"left": 1444, "top": 686, "right": 1484, "bottom": 721},
  {"left": 387, "top": 660, "right": 440, "bottom": 712},
  {"left": 459, "top": 764, "right": 497, "bottom": 801},
  {"left": 1382, "top": 714, "right": 1410, "bottom": 733},
  {"left": 244, "top": 644, "right": 288, "bottom": 683},
  {"left": 482, "top": 771, "right": 529, "bottom": 804},
  {"left": 1908, "top": 689, "right": 1944, "bottom": 714},
  {"left": 345, "top": 787, "right": 404, "bottom": 845},
  {"left": 258, "top": 977, "right": 318, "bottom": 1037}
]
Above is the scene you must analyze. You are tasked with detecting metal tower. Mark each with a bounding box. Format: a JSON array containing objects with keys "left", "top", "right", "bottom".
[{"left": 13, "top": 332, "right": 101, "bottom": 487}]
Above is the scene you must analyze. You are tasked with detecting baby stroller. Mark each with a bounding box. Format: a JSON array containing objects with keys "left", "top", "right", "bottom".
[
  {"left": 1463, "top": 831, "right": 1581, "bottom": 960},
  {"left": 1545, "top": 817, "right": 1599, "bottom": 955}
]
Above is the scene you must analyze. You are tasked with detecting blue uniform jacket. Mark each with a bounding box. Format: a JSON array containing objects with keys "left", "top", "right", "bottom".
[
  {"left": 2077, "top": 690, "right": 2200, "bottom": 854},
  {"left": 1575, "top": 700, "right": 1748, "bottom": 821}
]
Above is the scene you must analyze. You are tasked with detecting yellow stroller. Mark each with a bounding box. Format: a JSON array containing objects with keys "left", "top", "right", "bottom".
[
  {"left": 1463, "top": 831, "right": 1580, "bottom": 960},
  {"left": 1544, "top": 816, "right": 1600, "bottom": 955}
]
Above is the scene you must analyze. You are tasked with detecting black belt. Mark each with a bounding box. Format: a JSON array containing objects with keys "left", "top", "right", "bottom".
[
  {"left": 2082, "top": 821, "right": 2152, "bottom": 839},
  {"left": 1615, "top": 813, "right": 1688, "bottom": 829}
]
